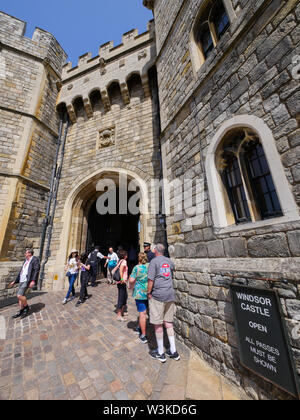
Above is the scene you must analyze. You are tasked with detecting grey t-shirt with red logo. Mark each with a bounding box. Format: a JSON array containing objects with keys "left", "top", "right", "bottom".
[{"left": 148, "top": 255, "right": 175, "bottom": 302}]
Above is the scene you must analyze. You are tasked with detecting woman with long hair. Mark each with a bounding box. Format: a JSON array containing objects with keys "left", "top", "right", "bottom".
[
  {"left": 129, "top": 252, "right": 149, "bottom": 343},
  {"left": 63, "top": 249, "right": 80, "bottom": 304},
  {"left": 114, "top": 249, "right": 128, "bottom": 321},
  {"left": 76, "top": 253, "right": 91, "bottom": 307}
]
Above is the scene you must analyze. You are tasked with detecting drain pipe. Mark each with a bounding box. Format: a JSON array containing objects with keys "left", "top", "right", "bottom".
[
  {"left": 38, "top": 115, "right": 69, "bottom": 290},
  {"left": 38, "top": 117, "right": 64, "bottom": 266},
  {"left": 149, "top": 67, "right": 169, "bottom": 256}
]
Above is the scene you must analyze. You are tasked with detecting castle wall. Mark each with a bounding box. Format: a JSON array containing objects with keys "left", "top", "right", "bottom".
[
  {"left": 0, "top": 12, "right": 67, "bottom": 298},
  {"left": 151, "top": 0, "right": 300, "bottom": 400},
  {"left": 44, "top": 24, "right": 164, "bottom": 292}
]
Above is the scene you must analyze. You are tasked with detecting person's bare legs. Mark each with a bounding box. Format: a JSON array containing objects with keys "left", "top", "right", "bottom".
[
  {"left": 18, "top": 295, "right": 27, "bottom": 310},
  {"left": 139, "top": 311, "right": 147, "bottom": 336},
  {"left": 154, "top": 324, "right": 164, "bottom": 355},
  {"left": 117, "top": 308, "right": 126, "bottom": 320}
]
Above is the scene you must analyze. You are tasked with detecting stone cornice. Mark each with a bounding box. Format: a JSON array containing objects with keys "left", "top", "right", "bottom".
[{"left": 143, "top": 0, "right": 155, "bottom": 10}]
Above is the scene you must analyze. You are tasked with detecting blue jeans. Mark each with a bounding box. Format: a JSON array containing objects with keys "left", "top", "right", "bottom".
[{"left": 65, "top": 273, "right": 77, "bottom": 299}]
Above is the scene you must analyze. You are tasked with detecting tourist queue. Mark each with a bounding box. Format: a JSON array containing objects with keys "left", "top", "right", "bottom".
[
  {"left": 10, "top": 242, "right": 180, "bottom": 363},
  {"left": 62, "top": 242, "right": 180, "bottom": 362}
]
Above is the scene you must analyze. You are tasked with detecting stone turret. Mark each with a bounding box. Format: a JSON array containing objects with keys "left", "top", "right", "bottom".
[
  {"left": 58, "top": 21, "right": 156, "bottom": 123},
  {"left": 0, "top": 11, "right": 67, "bottom": 297}
]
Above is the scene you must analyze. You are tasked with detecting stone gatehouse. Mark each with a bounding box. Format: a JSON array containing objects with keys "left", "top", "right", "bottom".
[{"left": 0, "top": 0, "right": 300, "bottom": 400}]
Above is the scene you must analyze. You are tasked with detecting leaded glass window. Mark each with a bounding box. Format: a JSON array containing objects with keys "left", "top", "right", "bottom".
[{"left": 218, "top": 129, "right": 283, "bottom": 225}]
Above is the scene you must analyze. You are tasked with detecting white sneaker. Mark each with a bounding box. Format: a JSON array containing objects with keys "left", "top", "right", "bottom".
[{"left": 62, "top": 298, "right": 67, "bottom": 304}]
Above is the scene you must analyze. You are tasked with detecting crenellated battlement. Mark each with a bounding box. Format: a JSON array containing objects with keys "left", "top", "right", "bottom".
[
  {"left": 0, "top": 11, "right": 67, "bottom": 76},
  {"left": 62, "top": 20, "right": 155, "bottom": 78}
]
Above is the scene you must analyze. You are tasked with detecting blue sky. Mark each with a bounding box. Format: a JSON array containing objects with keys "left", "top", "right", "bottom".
[{"left": 1, "top": 1, "right": 153, "bottom": 65}]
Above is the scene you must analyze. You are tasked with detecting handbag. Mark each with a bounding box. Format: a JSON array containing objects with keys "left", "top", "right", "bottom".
[{"left": 112, "top": 260, "right": 124, "bottom": 283}]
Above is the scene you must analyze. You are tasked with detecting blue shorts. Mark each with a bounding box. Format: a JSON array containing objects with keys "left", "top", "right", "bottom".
[{"left": 135, "top": 299, "right": 148, "bottom": 313}]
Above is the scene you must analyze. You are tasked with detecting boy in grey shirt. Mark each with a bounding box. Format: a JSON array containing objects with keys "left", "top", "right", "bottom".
[{"left": 147, "top": 244, "right": 180, "bottom": 363}]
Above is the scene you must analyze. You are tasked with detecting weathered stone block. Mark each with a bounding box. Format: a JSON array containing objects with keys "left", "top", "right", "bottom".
[
  {"left": 248, "top": 233, "right": 290, "bottom": 257},
  {"left": 286, "top": 299, "right": 300, "bottom": 319},
  {"left": 184, "top": 272, "right": 197, "bottom": 283},
  {"left": 185, "top": 230, "right": 203, "bottom": 243},
  {"left": 198, "top": 299, "right": 218, "bottom": 318},
  {"left": 224, "top": 237, "right": 248, "bottom": 258},
  {"left": 213, "top": 319, "right": 227, "bottom": 343},
  {"left": 201, "top": 315, "right": 214, "bottom": 335},
  {"left": 218, "top": 301, "right": 234, "bottom": 323},
  {"left": 188, "top": 296, "right": 199, "bottom": 313},
  {"left": 174, "top": 243, "right": 186, "bottom": 258},
  {"left": 177, "top": 280, "right": 189, "bottom": 292},
  {"left": 211, "top": 275, "right": 232, "bottom": 288},
  {"left": 287, "top": 230, "right": 300, "bottom": 256},
  {"left": 189, "top": 327, "right": 210, "bottom": 353},
  {"left": 196, "top": 273, "right": 211, "bottom": 285},
  {"left": 207, "top": 240, "right": 225, "bottom": 258},
  {"left": 189, "top": 284, "right": 210, "bottom": 298},
  {"left": 286, "top": 89, "right": 300, "bottom": 118},
  {"left": 209, "top": 337, "right": 224, "bottom": 363},
  {"left": 209, "top": 286, "right": 229, "bottom": 302},
  {"left": 227, "top": 323, "right": 238, "bottom": 348}
]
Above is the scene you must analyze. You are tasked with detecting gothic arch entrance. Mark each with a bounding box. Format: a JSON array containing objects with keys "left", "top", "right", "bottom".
[
  {"left": 85, "top": 192, "right": 140, "bottom": 254},
  {"left": 51, "top": 167, "right": 149, "bottom": 291}
]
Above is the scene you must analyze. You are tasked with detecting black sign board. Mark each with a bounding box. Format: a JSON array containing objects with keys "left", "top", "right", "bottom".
[{"left": 230, "top": 285, "right": 300, "bottom": 398}]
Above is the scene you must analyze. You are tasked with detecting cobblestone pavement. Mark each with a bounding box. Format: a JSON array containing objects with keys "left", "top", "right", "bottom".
[{"left": 0, "top": 280, "right": 179, "bottom": 400}]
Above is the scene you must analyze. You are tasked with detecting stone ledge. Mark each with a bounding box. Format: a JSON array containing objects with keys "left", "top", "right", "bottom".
[{"left": 173, "top": 258, "right": 300, "bottom": 281}]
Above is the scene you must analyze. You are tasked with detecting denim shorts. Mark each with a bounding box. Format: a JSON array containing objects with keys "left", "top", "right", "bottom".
[
  {"left": 17, "top": 282, "right": 29, "bottom": 296},
  {"left": 135, "top": 299, "right": 148, "bottom": 313}
]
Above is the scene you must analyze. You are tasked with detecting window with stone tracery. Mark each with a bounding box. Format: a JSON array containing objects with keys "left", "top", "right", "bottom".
[
  {"left": 195, "top": 0, "right": 230, "bottom": 60},
  {"left": 217, "top": 129, "right": 283, "bottom": 225},
  {"left": 190, "top": 0, "right": 233, "bottom": 72}
]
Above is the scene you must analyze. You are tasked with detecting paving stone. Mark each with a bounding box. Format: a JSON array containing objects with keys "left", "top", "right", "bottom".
[
  {"left": 115, "top": 390, "right": 130, "bottom": 400},
  {"left": 110, "top": 379, "right": 123, "bottom": 393},
  {"left": 0, "top": 285, "right": 199, "bottom": 400},
  {"left": 100, "top": 390, "right": 115, "bottom": 400}
]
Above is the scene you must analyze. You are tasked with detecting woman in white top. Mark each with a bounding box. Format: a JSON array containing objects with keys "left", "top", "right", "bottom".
[{"left": 63, "top": 249, "right": 80, "bottom": 304}]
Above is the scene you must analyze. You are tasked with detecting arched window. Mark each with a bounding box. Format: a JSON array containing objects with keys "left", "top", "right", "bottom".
[
  {"left": 191, "top": 0, "right": 232, "bottom": 70},
  {"left": 73, "top": 97, "right": 85, "bottom": 120},
  {"left": 217, "top": 129, "right": 283, "bottom": 225},
  {"left": 89, "top": 89, "right": 104, "bottom": 114},
  {"left": 107, "top": 82, "right": 122, "bottom": 108},
  {"left": 206, "top": 116, "right": 299, "bottom": 231},
  {"left": 127, "top": 74, "right": 144, "bottom": 101}
]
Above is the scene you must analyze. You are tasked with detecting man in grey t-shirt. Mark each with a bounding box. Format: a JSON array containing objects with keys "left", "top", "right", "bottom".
[{"left": 147, "top": 244, "right": 180, "bottom": 363}]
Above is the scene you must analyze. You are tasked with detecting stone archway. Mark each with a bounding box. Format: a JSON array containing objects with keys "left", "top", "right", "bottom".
[{"left": 50, "top": 166, "right": 150, "bottom": 291}]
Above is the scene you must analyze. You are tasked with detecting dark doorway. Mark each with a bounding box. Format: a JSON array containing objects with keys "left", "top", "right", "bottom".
[{"left": 86, "top": 189, "right": 140, "bottom": 255}]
